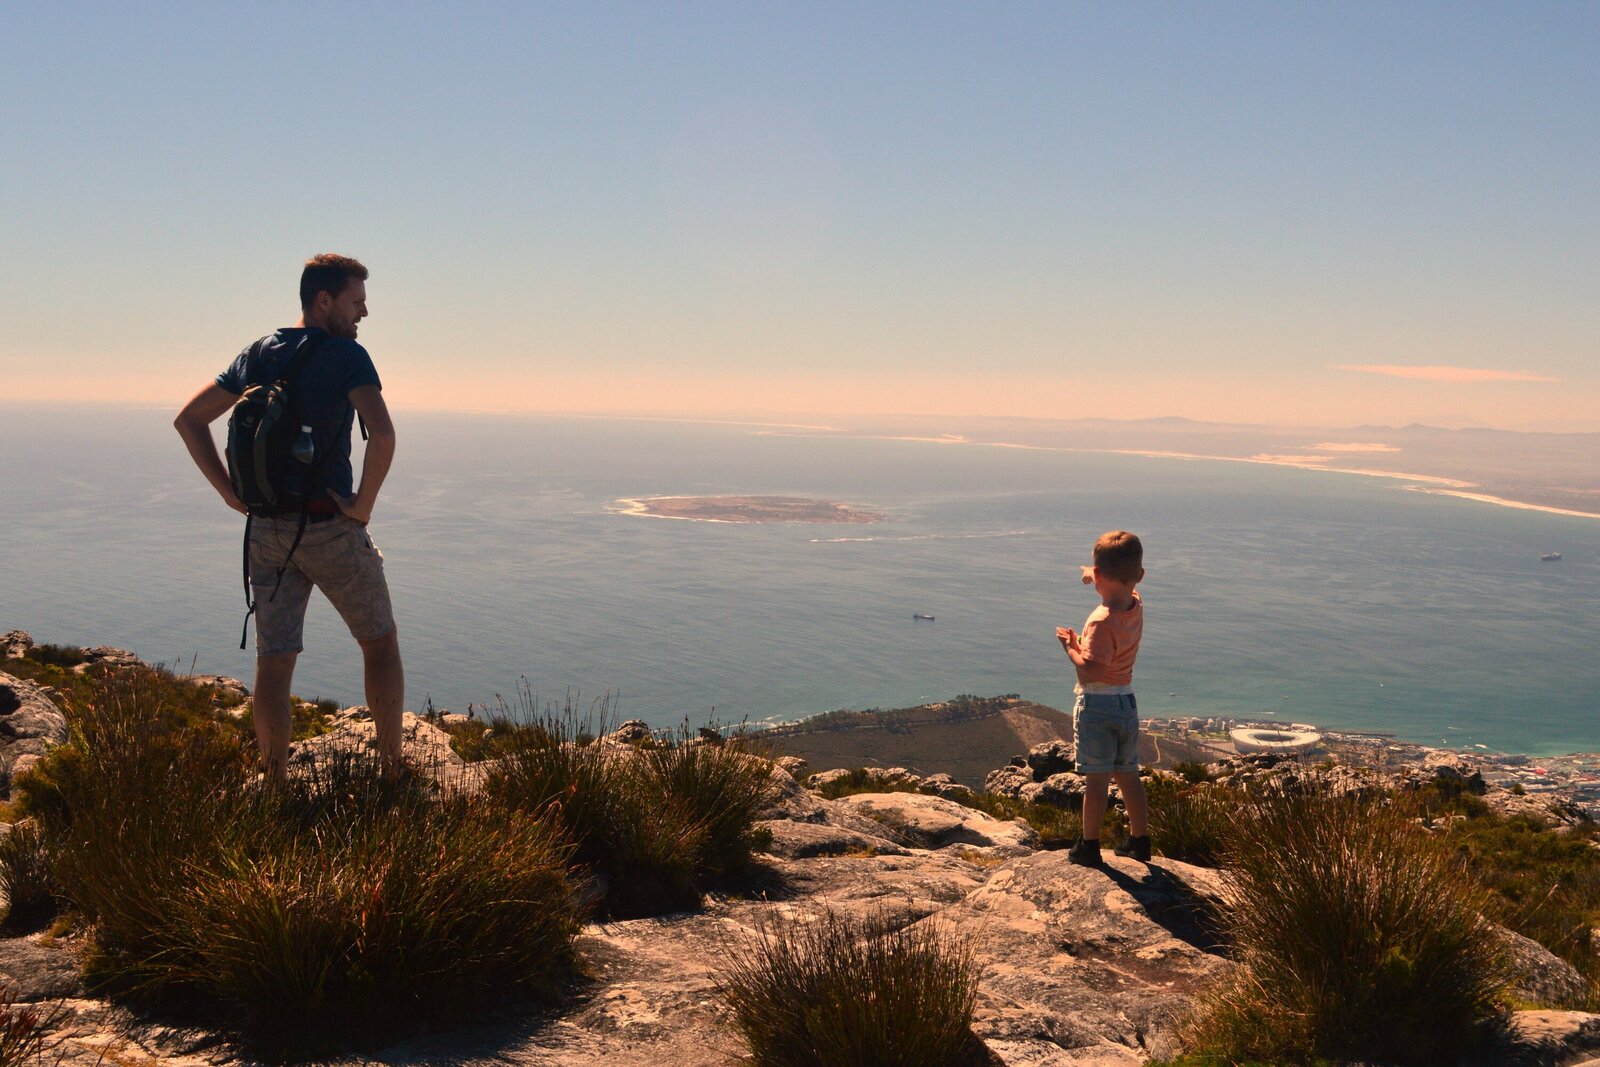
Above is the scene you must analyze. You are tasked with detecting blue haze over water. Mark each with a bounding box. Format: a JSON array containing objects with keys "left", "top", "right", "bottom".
[{"left": 3, "top": 406, "right": 1597, "bottom": 756}]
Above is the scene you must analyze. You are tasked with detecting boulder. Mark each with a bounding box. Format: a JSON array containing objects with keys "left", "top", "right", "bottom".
[
  {"left": 189, "top": 674, "right": 250, "bottom": 708},
  {"left": 1497, "top": 928, "right": 1590, "bottom": 1009},
  {"left": 290, "top": 708, "right": 466, "bottom": 784},
  {"left": 603, "top": 719, "right": 654, "bottom": 745},
  {"left": 920, "top": 772, "right": 978, "bottom": 803},
  {"left": 985, "top": 763, "right": 1035, "bottom": 799},
  {"left": 837, "top": 792, "right": 1039, "bottom": 855},
  {"left": 73, "top": 646, "right": 144, "bottom": 673},
  {"left": 1025, "top": 739, "right": 1075, "bottom": 779},
  {"left": 774, "top": 755, "right": 807, "bottom": 779},
  {"left": 0, "top": 672, "right": 68, "bottom": 790},
  {"left": 0, "top": 631, "right": 32, "bottom": 659},
  {"left": 1032, "top": 772, "right": 1084, "bottom": 810}
]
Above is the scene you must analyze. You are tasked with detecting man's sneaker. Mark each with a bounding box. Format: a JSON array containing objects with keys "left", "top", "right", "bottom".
[
  {"left": 1067, "top": 837, "right": 1103, "bottom": 866},
  {"left": 1114, "top": 835, "right": 1152, "bottom": 862}
]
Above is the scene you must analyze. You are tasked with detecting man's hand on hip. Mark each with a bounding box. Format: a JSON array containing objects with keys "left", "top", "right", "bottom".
[{"left": 328, "top": 490, "right": 372, "bottom": 526}]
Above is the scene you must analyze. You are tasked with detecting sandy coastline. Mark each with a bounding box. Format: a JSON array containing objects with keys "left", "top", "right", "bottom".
[{"left": 761, "top": 427, "right": 1600, "bottom": 521}]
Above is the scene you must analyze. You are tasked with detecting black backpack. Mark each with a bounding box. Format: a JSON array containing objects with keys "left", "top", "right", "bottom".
[
  {"left": 225, "top": 333, "right": 344, "bottom": 648},
  {"left": 225, "top": 332, "right": 331, "bottom": 514}
]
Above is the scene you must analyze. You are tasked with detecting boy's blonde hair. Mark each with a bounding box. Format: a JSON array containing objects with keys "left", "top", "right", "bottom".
[{"left": 1093, "top": 530, "right": 1143, "bottom": 584}]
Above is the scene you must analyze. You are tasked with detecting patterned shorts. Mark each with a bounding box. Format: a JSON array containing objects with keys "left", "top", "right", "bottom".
[{"left": 249, "top": 514, "right": 395, "bottom": 656}]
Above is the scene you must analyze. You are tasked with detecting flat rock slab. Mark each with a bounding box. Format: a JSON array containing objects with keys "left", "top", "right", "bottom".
[
  {"left": 0, "top": 932, "right": 82, "bottom": 999},
  {"left": 933, "top": 853, "right": 1230, "bottom": 1065},
  {"left": 837, "top": 791, "right": 1041, "bottom": 854},
  {"left": 758, "top": 817, "right": 911, "bottom": 859},
  {"left": 1478, "top": 1010, "right": 1600, "bottom": 1066}
]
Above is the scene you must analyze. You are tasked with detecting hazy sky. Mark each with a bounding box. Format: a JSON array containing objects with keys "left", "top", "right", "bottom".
[{"left": 4, "top": 2, "right": 1596, "bottom": 430}]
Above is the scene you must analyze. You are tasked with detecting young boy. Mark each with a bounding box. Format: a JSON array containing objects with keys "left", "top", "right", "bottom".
[{"left": 1055, "top": 530, "right": 1149, "bottom": 866}]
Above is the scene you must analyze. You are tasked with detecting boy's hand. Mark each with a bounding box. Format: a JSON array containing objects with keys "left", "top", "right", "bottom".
[
  {"left": 1056, "top": 626, "right": 1080, "bottom": 652},
  {"left": 1080, "top": 565, "right": 1095, "bottom": 585}
]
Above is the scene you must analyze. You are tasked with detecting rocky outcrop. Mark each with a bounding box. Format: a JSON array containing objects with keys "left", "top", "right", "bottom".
[
  {"left": 949, "top": 854, "right": 1229, "bottom": 1064},
  {"left": 0, "top": 671, "right": 68, "bottom": 788},
  {"left": 7, "top": 643, "right": 1600, "bottom": 1066},
  {"left": 291, "top": 706, "right": 471, "bottom": 785},
  {"left": 0, "top": 631, "right": 33, "bottom": 660}
]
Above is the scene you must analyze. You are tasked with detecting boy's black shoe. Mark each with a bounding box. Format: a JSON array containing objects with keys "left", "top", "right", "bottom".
[
  {"left": 1067, "top": 837, "right": 1103, "bottom": 866},
  {"left": 1114, "top": 835, "right": 1151, "bottom": 862}
]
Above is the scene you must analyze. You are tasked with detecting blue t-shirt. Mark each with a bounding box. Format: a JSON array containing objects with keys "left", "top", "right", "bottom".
[{"left": 216, "top": 327, "right": 381, "bottom": 499}]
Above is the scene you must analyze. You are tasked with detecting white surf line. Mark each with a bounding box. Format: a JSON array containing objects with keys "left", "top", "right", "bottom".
[
  {"left": 822, "top": 432, "right": 1600, "bottom": 521},
  {"left": 1406, "top": 488, "right": 1600, "bottom": 520}
]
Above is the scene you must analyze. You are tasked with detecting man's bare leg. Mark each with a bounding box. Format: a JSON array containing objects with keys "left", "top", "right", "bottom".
[
  {"left": 253, "top": 651, "right": 298, "bottom": 784},
  {"left": 359, "top": 629, "right": 404, "bottom": 776}
]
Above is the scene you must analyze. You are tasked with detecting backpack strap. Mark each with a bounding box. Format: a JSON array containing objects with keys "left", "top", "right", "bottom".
[
  {"left": 238, "top": 512, "right": 255, "bottom": 650},
  {"left": 237, "top": 331, "right": 334, "bottom": 650}
]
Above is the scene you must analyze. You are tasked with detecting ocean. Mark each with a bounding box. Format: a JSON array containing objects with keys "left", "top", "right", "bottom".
[{"left": 3, "top": 404, "right": 1596, "bottom": 756}]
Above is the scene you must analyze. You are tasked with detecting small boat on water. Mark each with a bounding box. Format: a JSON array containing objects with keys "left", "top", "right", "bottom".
[
  {"left": 912, "top": 612, "right": 935, "bottom": 621},
  {"left": 1541, "top": 552, "right": 1562, "bottom": 562}
]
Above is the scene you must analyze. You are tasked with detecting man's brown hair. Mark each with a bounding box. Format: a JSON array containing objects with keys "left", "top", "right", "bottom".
[
  {"left": 1092, "top": 530, "right": 1143, "bottom": 583},
  {"left": 299, "top": 253, "right": 368, "bottom": 310}
]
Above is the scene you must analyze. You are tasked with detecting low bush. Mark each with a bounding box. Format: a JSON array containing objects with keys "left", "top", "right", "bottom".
[
  {"left": 959, "top": 791, "right": 1082, "bottom": 848},
  {"left": 22, "top": 643, "right": 88, "bottom": 670},
  {"left": 1145, "top": 777, "right": 1237, "bottom": 867},
  {"left": 482, "top": 711, "right": 702, "bottom": 916},
  {"left": 0, "top": 821, "right": 57, "bottom": 932},
  {"left": 812, "top": 767, "right": 924, "bottom": 800},
  {"left": 19, "top": 666, "right": 583, "bottom": 1059},
  {"left": 1414, "top": 793, "right": 1600, "bottom": 1004},
  {"left": 1183, "top": 791, "right": 1509, "bottom": 1065},
  {"left": 717, "top": 910, "right": 986, "bottom": 1067},
  {"left": 640, "top": 725, "right": 775, "bottom": 879},
  {"left": 482, "top": 710, "right": 774, "bottom": 917},
  {"left": 174, "top": 778, "right": 580, "bottom": 1057}
]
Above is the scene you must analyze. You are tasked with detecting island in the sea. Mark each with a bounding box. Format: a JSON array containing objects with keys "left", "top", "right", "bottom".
[{"left": 615, "top": 494, "right": 886, "bottom": 524}]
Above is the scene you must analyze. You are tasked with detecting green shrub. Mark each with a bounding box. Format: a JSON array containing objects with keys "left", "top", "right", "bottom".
[
  {"left": 24, "top": 667, "right": 583, "bottom": 1058},
  {"left": 23, "top": 669, "right": 253, "bottom": 986},
  {"left": 173, "top": 778, "right": 580, "bottom": 1057},
  {"left": 717, "top": 910, "right": 987, "bottom": 1067},
  {"left": 481, "top": 711, "right": 703, "bottom": 916},
  {"left": 1145, "top": 778, "right": 1237, "bottom": 867},
  {"left": 1172, "top": 760, "right": 1212, "bottom": 784},
  {"left": 1431, "top": 808, "right": 1600, "bottom": 1005},
  {"left": 483, "top": 710, "right": 773, "bottom": 917},
  {"left": 812, "top": 767, "right": 924, "bottom": 800},
  {"left": 640, "top": 726, "right": 775, "bottom": 879},
  {"left": 0, "top": 821, "right": 57, "bottom": 932},
  {"left": 22, "top": 643, "right": 88, "bottom": 669},
  {"left": 959, "top": 791, "right": 1082, "bottom": 848},
  {"left": 1185, "top": 792, "right": 1509, "bottom": 1065}
]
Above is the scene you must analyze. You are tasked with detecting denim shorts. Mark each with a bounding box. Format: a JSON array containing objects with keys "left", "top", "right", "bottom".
[
  {"left": 1072, "top": 692, "right": 1140, "bottom": 774},
  {"left": 248, "top": 514, "right": 395, "bottom": 656}
]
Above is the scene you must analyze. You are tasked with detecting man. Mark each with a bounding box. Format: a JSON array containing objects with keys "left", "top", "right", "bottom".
[{"left": 175, "top": 253, "right": 403, "bottom": 781}]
